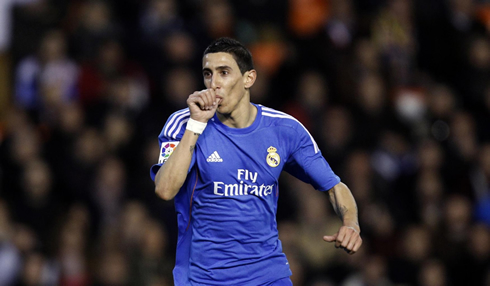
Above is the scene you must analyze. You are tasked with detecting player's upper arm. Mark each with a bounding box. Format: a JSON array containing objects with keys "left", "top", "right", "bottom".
[
  {"left": 284, "top": 121, "right": 340, "bottom": 191},
  {"left": 149, "top": 109, "right": 194, "bottom": 181}
]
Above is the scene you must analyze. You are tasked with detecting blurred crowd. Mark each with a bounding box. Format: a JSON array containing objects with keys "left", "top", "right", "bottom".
[{"left": 0, "top": 0, "right": 490, "bottom": 285}]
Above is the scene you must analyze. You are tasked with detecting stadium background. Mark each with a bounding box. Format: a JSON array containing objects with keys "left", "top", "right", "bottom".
[{"left": 0, "top": 0, "right": 490, "bottom": 285}]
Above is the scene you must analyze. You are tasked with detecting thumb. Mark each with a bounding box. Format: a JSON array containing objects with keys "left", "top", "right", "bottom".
[{"left": 323, "top": 233, "right": 338, "bottom": 242}]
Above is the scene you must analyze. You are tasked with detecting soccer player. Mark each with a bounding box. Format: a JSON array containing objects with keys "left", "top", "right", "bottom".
[{"left": 150, "top": 37, "right": 362, "bottom": 285}]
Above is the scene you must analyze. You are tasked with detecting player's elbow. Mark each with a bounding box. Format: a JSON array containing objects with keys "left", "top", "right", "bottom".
[{"left": 155, "top": 184, "right": 177, "bottom": 201}]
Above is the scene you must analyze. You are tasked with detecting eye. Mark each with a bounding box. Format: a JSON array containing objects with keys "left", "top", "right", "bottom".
[
  {"left": 220, "top": 70, "right": 229, "bottom": 76},
  {"left": 203, "top": 71, "right": 211, "bottom": 78}
]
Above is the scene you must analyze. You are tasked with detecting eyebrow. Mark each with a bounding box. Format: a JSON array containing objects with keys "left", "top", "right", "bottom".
[{"left": 202, "top": 65, "right": 232, "bottom": 73}]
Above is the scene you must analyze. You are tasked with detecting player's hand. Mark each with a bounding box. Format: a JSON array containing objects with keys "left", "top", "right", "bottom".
[
  {"left": 323, "top": 225, "right": 362, "bottom": 255},
  {"left": 187, "top": 89, "right": 219, "bottom": 123}
]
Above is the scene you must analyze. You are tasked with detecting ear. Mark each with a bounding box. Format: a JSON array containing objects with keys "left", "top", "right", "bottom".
[{"left": 243, "top": 69, "right": 257, "bottom": 89}]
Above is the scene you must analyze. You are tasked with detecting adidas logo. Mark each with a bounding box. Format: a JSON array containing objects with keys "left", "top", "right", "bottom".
[{"left": 207, "top": 151, "right": 223, "bottom": 162}]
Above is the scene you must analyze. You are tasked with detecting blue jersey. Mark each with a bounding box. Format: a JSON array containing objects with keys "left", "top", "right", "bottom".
[{"left": 150, "top": 104, "right": 340, "bottom": 285}]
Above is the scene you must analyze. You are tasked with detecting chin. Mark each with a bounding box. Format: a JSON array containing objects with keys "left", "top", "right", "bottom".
[{"left": 216, "top": 106, "right": 229, "bottom": 115}]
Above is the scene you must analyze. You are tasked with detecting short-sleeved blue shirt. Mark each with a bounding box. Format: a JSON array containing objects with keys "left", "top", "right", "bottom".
[{"left": 151, "top": 104, "right": 340, "bottom": 285}]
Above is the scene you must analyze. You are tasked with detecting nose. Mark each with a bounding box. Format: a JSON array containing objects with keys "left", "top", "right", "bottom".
[{"left": 210, "top": 74, "right": 219, "bottom": 89}]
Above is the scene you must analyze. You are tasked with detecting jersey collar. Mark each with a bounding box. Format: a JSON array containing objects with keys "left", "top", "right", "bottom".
[{"left": 210, "top": 103, "right": 262, "bottom": 135}]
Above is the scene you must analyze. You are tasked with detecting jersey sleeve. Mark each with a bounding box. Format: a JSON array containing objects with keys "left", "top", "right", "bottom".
[
  {"left": 149, "top": 108, "right": 195, "bottom": 181},
  {"left": 283, "top": 122, "right": 340, "bottom": 191}
]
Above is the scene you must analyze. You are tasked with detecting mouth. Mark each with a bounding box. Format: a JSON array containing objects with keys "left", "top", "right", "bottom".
[{"left": 216, "top": 96, "right": 223, "bottom": 105}]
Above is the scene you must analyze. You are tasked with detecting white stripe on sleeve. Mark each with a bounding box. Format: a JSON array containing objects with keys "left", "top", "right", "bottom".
[{"left": 262, "top": 111, "right": 319, "bottom": 153}]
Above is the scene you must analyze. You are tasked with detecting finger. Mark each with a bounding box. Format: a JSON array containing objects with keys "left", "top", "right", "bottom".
[
  {"left": 193, "top": 96, "right": 207, "bottom": 110},
  {"left": 207, "top": 89, "right": 218, "bottom": 106},
  {"left": 187, "top": 94, "right": 200, "bottom": 107},
  {"left": 340, "top": 227, "right": 357, "bottom": 248},
  {"left": 345, "top": 235, "right": 358, "bottom": 251},
  {"left": 205, "top": 89, "right": 216, "bottom": 109},
  {"left": 323, "top": 234, "right": 338, "bottom": 243},
  {"left": 341, "top": 233, "right": 353, "bottom": 248},
  {"left": 200, "top": 90, "right": 212, "bottom": 109},
  {"left": 187, "top": 92, "right": 200, "bottom": 103},
  {"left": 352, "top": 237, "right": 363, "bottom": 253},
  {"left": 197, "top": 91, "right": 210, "bottom": 110},
  {"left": 336, "top": 228, "right": 347, "bottom": 248},
  {"left": 345, "top": 236, "right": 362, "bottom": 255}
]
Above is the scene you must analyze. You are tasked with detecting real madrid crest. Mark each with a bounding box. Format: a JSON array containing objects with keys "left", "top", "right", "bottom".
[{"left": 266, "top": 146, "right": 280, "bottom": 167}]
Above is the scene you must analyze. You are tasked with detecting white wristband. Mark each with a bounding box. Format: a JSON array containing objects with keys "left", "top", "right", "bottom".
[{"left": 186, "top": 118, "right": 207, "bottom": 134}]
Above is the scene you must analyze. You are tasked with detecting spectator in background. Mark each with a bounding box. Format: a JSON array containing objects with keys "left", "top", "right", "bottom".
[
  {"left": 248, "top": 26, "right": 289, "bottom": 78},
  {"left": 139, "top": 0, "right": 183, "bottom": 47},
  {"left": 92, "top": 250, "right": 129, "bottom": 286},
  {"left": 294, "top": 181, "right": 342, "bottom": 278},
  {"left": 140, "top": 29, "right": 199, "bottom": 93},
  {"left": 282, "top": 69, "right": 330, "bottom": 134},
  {"left": 11, "top": 159, "right": 62, "bottom": 248},
  {"left": 342, "top": 254, "right": 393, "bottom": 286},
  {"left": 372, "top": 0, "right": 417, "bottom": 86},
  {"left": 14, "top": 29, "right": 78, "bottom": 117},
  {"left": 102, "top": 112, "right": 135, "bottom": 160},
  {"left": 371, "top": 129, "right": 417, "bottom": 225},
  {"left": 445, "top": 111, "right": 477, "bottom": 198},
  {"left": 444, "top": 0, "right": 486, "bottom": 85},
  {"left": 91, "top": 156, "right": 127, "bottom": 232},
  {"left": 117, "top": 201, "right": 151, "bottom": 254},
  {"left": 317, "top": 105, "right": 354, "bottom": 172},
  {"left": 459, "top": 35, "right": 490, "bottom": 110},
  {"left": 129, "top": 218, "right": 173, "bottom": 285},
  {"left": 458, "top": 223, "right": 490, "bottom": 286},
  {"left": 0, "top": 200, "right": 22, "bottom": 286},
  {"left": 161, "top": 66, "right": 199, "bottom": 112},
  {"left": 0, "top": 0, "right": 41, "bottom": 119},
  {"left": 324, "top": 0, "right": 357, "bottom": 50},
  {"left": 199, "top": 0, "right": 235, "bottom": 40},
  {"left": 389, "top": 225, "right": 433, "bottom": 285},
  {"left": 351, "top": 72, "right": 400, "bottom": 150},
  {"left": 15, "top": 251, "right": 59, "bottom": 286},
  {"left": 425, "top": 83, "right": 457, "bottom": 142},
  {"left": 341, "top": 150, "right": 378, "bottom": 208},
  {"left": 352, "top": 39, "right": 381, "bottom": 79},
  {"left": 288, "top": 0, "right": 329, "bottom": 38},
  {"left": 69, "top": 0, "right": 120, "bottom": 62},
  {"left": 414, "top": 169, "right": 445, "bottom": 230},
  {"left": 1, "top": 121, "right": 42, "bottom": 203},
  {"left": 361, "top": 202, "right": 397, "bottom": 258},
  {"left": 55, "top": 127, "right": 105, "bottom": 204},
  {"left": 56, "top": 207, "right": 90, "bottom": 286},
  {"left": 10, "top": 224, "right": 37, "bottom": 260},
  {"left": 436, "top": 194, "right": 473, "bottom": 269},
  {"left": 78, "top": 38, "right": 149, "bottom": 116},
  {"left": 161, "top": 31, "right": 198, "bottom": 68},
  {"left": 43, "top": 103, "right": 86, "bottom": 203},
  {"left": 417, "top": 259, "right": 448, "bottom": 286}
]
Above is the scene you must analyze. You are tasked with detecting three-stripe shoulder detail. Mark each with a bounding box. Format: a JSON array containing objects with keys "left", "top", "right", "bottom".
[
  {"left": 262, "top": 107, "right": 319, "bottom": 153},
  {"left": 163, "top": 109, "right": 190, "bottom": 139}
]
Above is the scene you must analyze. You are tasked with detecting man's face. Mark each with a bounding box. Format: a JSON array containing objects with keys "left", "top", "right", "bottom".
[{"left": 202, "top": 52, "right": 248, "bottom": 114}]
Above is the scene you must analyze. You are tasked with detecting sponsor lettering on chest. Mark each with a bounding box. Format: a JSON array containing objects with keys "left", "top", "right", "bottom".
[{"left": 213, "top": 169, "right": 274, "bottom": 197}]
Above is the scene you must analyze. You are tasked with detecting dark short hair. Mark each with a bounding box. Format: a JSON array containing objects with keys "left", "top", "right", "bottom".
[{"left": 203, "top": 37, "right": 254, "bottom": 74}]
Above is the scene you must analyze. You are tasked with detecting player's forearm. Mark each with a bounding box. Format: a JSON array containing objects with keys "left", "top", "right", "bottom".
[
  {"left": 328, "top": 182, "right": 360, "bottom": 233},
  {"left": 155, "top": 130, "right": 199, "bottom": 200}
]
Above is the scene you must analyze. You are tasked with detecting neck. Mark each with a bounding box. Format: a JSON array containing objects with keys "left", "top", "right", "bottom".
[{"left": 217, "top": 102, "right": 257, "bottom": 129}]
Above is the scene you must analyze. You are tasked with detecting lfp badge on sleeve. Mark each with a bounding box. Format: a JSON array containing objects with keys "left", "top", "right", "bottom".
[{"left": 159, "top": 142, "right": 179, "bottom": 164}]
